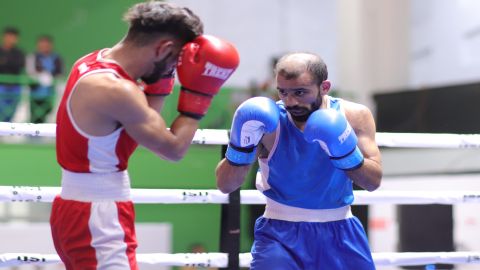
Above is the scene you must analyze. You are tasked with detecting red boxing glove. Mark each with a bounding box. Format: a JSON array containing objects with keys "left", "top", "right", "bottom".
[
  {"left": 176, "top": 35, "right": 240, "bottom": 119},
  {"left": 143, "top": 69, "right": 175, "bottom": 96}
]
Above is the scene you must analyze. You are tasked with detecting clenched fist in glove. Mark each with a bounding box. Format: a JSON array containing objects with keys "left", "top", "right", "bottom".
[
  {"left": 225, "top": 97, "right": 279, "bottom": 166},
  {"left": 304, "top": 109, "right": 364, "bottom": 170},
  {"left": 177, "top": 35, "right": 240, "bottom": 119},
  {"left": 143, "top": 67, "right": 175, "bottom": 96}
]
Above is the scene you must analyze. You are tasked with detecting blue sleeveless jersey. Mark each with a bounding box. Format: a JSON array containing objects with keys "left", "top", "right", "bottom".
[{"left": 257, "top": 96, "right": 354, "bottom": 209}]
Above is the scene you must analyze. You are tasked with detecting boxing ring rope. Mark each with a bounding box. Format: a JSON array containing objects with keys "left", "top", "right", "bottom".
[
  {"left": 1, "top": 251, "right": 480, "bottom": 268},
  {"left": 3, "top": 122, "right": 480, "bottom": 148},
  {"left": 0, "top": 187, "right": 479, "bottom": 268},
  {"left": 2, "top": 122, "right": 480, "bottom": 268},
  {"left": 1, "top": 186, "right": 480, "bottom": 205}
]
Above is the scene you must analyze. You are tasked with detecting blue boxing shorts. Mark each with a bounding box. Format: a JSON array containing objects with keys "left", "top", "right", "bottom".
[{"left": 250, "top": 203, "right": 375, "bottom": 269}]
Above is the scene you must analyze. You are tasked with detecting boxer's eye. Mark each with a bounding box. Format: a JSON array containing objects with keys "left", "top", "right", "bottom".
[
  {"left": 294, "top": 90, "right": 306, "bottom": 97},
  {"left": 278, "top": 89, "right": 287, "bottom": 97}
]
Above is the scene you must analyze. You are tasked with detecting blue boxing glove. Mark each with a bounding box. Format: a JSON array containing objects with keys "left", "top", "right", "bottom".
[
  {"left": 225, "top": 97, "right": 280, "bottom": 166},
  {"left": 304, "top": 109, "right": 364, "bottom": 170}
]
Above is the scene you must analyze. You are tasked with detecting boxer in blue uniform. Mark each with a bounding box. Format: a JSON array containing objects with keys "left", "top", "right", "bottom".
[{"left": 216, "top": 52, "right": 382, "bottom": 269}]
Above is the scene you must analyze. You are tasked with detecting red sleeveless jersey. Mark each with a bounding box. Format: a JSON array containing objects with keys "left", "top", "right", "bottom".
[{"left": 56, "top": 49, "right": 139, "bottom": 173}]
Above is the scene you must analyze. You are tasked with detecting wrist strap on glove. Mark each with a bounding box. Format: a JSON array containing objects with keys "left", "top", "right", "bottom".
[
  {"left": 177, "top": 87, "right": 213, "bottom": 120},
  {"left": 143, "top": 77, "right": 175, "bottom": 96},
  {"left": 225, "top": 143, "right": 257, "bottom": 166},
  {"left": 330, "top": 146, "right": 364, "bottom": 170}
]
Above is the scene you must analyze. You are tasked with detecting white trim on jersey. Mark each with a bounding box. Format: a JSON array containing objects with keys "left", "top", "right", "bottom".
[
  {"left": 65, "top": 68, "right": 125, "bottom": 173},
  {"left": 66, "top": 69, "right": 123, "bottom": 139},
  {"left": 257, "top": 160, "right": 271, "bottom": 192},
  {"left": 256, "top": 123, "right": 281, "bottom": 192},
  {"left": 96, "top": 48, "right": 125, "bottom": 66},
  {"left": 87, "top": 129, "right": 123, "bottom": 173}
]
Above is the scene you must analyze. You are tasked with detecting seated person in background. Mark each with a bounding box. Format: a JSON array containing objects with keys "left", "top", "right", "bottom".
[
  {"left": 0, "top": 26, "right": 25, "bottom": 122},
  {"left": 26, "top": 34, "right": 64, "bottom": 123}
]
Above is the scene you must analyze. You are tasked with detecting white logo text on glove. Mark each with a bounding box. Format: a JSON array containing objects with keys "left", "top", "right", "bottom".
[{"left": 202, "top": 62, "right": 234, "bottom": 80}]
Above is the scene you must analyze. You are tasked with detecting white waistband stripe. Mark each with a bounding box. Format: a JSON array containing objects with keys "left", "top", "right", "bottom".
[
  {"left": 263, "top": 198, "right": 353, "bottom": 222},
  {"left": 60, "top": 169, "right": 131, "bottom": 202}
]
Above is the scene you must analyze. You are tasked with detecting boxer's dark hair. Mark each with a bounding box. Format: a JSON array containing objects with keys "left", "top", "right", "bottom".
[
  {"left": 275, "top": 52, "right": 328, "bottom": 86},
  {"left": 123, "top": 1, "right": 203, "bottom": 46}
]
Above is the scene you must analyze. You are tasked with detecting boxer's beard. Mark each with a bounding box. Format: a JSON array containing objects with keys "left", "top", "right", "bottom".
[
  {"left": 286, "top": 95, "right": 322, "bottom": 122},
  {"left": 141, "top": 54, "right": 172, "bottom": 84}
]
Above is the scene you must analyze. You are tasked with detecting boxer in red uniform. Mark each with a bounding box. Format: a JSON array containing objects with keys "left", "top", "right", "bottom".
[{"left": 50, "top": 2, "right": 239, "bottom": 269}]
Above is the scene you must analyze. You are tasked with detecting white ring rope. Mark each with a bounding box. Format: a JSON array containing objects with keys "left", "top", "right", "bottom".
[
  {"left": 0, "top": 122, "right": 230, "bottom": 145},
  {"left": 3, "top": 122, "right": 480, "bottom": 148},
  {"left": 1, "top": 252, "right": 479, "bottom": 268},
  {"left": 0, "top": 122, "right": 56, "bottom": 138},
  {"left": 1, "top": 186, "right": 480, "bottom": 205}
]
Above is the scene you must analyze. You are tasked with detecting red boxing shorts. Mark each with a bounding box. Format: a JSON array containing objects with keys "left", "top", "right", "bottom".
[{"left": 50, "top": 170, "right": 138, "bottom": 270}]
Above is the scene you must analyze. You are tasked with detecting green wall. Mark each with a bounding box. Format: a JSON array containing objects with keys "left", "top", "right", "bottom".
[{"left": 1, "top": 0, "right": 140, "bottom": 69}]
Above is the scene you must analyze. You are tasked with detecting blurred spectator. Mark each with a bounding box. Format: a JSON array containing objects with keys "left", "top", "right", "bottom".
[
  {"left": 0, "top": 26, "right": 25, "bottom": 122},
  {"left": 256, "top": 56, "right": 279, "bottom": 100},
  {"left": 26, "top": 34, "right": 63, "bottom": 123},
  {"left": 232, "top": 56, "right": 280, "bottom": 120}
]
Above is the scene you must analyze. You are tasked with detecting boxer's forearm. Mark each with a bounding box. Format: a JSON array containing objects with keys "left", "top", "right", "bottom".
[
  {"left": 215, "top": 158, "right": 251, "bottom": 193},
  {"left": 346, "top": 158, "right": 382, "bottom": 191}
]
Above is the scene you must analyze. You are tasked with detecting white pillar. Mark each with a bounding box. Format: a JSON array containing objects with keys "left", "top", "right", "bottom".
[{"left": 336, "top": 0, "right": 410, "bottom": 112}]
